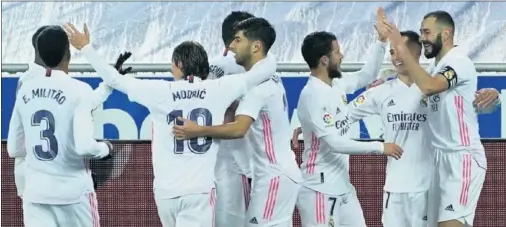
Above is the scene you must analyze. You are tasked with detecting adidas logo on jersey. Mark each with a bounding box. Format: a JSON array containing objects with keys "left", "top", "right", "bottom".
[
  {"left": 249, "top": 217, "right": 258, "bottom": 224},
  {"left": 445, "top": 204, "right": 454, "bottom": 211},
  {"left": 387, "top": 99, "right": 396, "bottom": 106}
]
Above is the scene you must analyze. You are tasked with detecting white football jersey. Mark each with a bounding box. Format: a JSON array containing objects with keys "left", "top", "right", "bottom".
[
  {"left": 209, "top": 51, "right": 253, "bottom": 177},
  {"left": 235, "top": 75, "right": 302, "bottom": 181},
  {"left": 297, "top": 41, "right": 387, "bottom": 195},
  {"left": 17, "top": 63, "right": 47, "bottom": 91},
  {"left": 348, "top": 78, "right": 432, "bottom": 193},
  {"left": 7, "top": 71, "right": 111, "bottom": 204},
  {"left": 11, "top": 63, "right": 113, "bottom": 198},
  {"left": 81, "top": 45, "right": 276, "bottom": 199},
  {"left": 425, "top": 47, "right": 485, "bottom": 167}
]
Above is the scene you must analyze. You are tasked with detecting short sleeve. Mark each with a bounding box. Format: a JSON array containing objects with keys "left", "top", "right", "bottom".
[
  {"left": 347, "top": 89, "right": 380, "bottom": 123},
  {"left": 298, "top": 91, "right": 336, "bottom": 138},
  {"left": 235, "top": 89, "right": 265, "bottom": 121},
  {"left": 437, "top": 57, "right": 476, "bottom": 89}
]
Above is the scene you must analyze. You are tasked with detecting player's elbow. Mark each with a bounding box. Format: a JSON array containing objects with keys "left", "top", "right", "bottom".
[
  {"left": 7, "top": 144, "right": 23, "bottom": 158},
  {"left": 228, "top": 126, "right": 248, "bottom": 139}
]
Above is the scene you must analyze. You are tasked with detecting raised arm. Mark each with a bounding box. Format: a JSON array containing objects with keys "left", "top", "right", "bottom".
[
  {"left": 216, "top": 54, "right": 277, "bottom": 102},
  {"left": 64, "top": 23, "right": 168, "bottom": 109},
  {"left": 73, "top": 87, "right": 111, "bottom": 159},
  {"left": 7, "top": 101, "right": 26, "bottom": 158},
  {"left": 337, "top": 41, "right": 387, "bottom": 94}
]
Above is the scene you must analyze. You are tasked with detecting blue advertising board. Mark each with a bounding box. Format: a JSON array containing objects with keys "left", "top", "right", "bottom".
[{"left": 1, "top": 75, "right": 505, "bottom": 139}]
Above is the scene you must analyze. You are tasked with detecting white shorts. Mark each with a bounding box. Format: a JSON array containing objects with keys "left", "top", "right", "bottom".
[
  {"left": 155, "top": 191, "right": 215, "bottom": 227},
  {"left": 297, "top": 186, "right": 366, "bottom": 227},
  {"left": 14, "top": 157, "right": 26, "bottom": 197},
  {"left": 23, "top": 192, "right": 100, "bottom": 227},
  {"left": 214, "top": 158, "right": 251, "bottom": 227},
  {"left": 246, "top": 175, "right": 299, "bottom": 227},
  {"left": 428, "top": 150, "right": 486, "bottom": 226},
  {"left": 382, "top": 191, "right": 428, "bottom": 227}
]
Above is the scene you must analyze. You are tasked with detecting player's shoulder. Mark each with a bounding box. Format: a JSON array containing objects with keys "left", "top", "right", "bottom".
[
  {"left": 444, "top": 47, "right": 475, "bottom": 70},
  {"left": 209, "top": 53, "right": 245, "bottom": 79}
]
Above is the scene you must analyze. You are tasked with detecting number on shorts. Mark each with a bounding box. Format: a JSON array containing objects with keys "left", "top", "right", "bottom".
[
  {"left": 167, "top": 108, "right": 213, "bottom": 154},
  {"left": 328, "top": 197, "right": 337, "bottom": 216},
  {"left": 31, "top": 110, "right": 58, "bottom": 161}
]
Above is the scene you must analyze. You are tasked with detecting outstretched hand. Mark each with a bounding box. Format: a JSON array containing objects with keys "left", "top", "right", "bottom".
[
  {"left": 114, "top": 52, "right": 133, "bottom": 75},
  {"left": 62, "top": 23, "right": 90, "bottom": 50}
]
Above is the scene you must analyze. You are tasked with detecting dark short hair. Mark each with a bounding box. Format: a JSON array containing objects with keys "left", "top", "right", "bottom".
[
  {"left": 36, "top": 26, "right": 70, "bottom": 68},
  {"left": 222, "top": 11, "right": 254, "bottom": 46},
  {"left": 32, "top": 26, "right": 50, "bottom": 48},
  {"left": 400, "top": 30, "right": 422, "bottom": 49},
  {"left": 172, "top": 41, "right": 210, "bottom": 80},
  {"left": 233, "top": 17, "right": 276, "bottom": 55},
  {"left": 301, "top": 31, "right": 337, "bottom": 69},
  {"left": 423, "top": 10, "right": 455, "bottom": 31}
]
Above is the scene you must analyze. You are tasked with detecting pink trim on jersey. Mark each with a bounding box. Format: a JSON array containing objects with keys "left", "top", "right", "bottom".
[
  {"left": 315, "top": 191, "right": 326, "bottom": 224},
  {"left": 455, "top": 96, "right": 470, "bottom": 146},
  {"left": 241, "top": 175, "right": 251, "bottom": 209},
  {"left": 261, "top": 113, "right": 277, "bottom": 164},
  {"left": 210, "top": 188, "right": 216, "bottom": 227},
  {"left": 460, "top": 154, "right": 472, "bottom": 206},
  {"left": 263, "top": 176, "right": 280, "bottom": 220},
  {"left": 88, "top": 192, "right": 100, "bottom": 227},
  {"left": 306, "top": 133, "right": 320, "bottom": 174}
]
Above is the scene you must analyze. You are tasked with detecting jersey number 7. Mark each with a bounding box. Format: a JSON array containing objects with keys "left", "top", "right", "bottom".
[{"left": 167, "top": 108, "right": 213, "bottom": 154}]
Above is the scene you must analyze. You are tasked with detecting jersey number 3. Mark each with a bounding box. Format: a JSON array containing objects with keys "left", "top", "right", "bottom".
[
  {"left": 31, "top": 110, "right": 58, "bottom": 161},
  {"left": 168, "top": 108, "right": 213, "bottom": 154}
]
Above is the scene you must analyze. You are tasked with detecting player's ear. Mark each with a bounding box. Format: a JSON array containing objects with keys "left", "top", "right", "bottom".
[
  {"left": 176, "top": 61, "right": 183, "bottom": 70},
  {"left": 319, "top": 55, "right": 329, "bottom": 67},
  {"left": 251, "top": 40, "right": 262, "bottom": 54}
]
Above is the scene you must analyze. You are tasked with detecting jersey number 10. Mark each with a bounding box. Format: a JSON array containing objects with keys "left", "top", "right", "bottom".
[{"left": 167, "top": 108, "right": 213, "bottom": 154}]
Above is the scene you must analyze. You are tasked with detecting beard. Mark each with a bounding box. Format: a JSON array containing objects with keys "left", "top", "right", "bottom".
[
  {"left": 328, "top": 65, "right": 342, "bottom": 79},
  {"left": 234, "top": 53, "right": 250, "bottom": 67},
  {"left": 422, "top": 33, "right": 443, "bottom": 59}
]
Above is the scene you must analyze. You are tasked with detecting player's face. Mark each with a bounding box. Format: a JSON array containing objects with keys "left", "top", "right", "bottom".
[
  {"left": 420, "top": 18, "right": 443, "bottom": 59},
  {"left": 229, "top": 30, "right": 252, "bottom": 67},
  {"left": 326, "top": 40, "right": 343, "bottom": 79},
  {"left": 390, "top": 36, "right": 409, "bottom": 74},
  {"left": 171, "top": 60, "right": 184, "bottom": 80}
]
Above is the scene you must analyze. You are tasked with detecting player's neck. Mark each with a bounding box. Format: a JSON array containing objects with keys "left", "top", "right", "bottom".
[
  {"left": 310, "top": 68, "right": 332, "bottom": 87},
  {"left": 398, "top": 74, "right": 413, "bottom": 86},
  {"left": 435, "top": 42, "right": 454, "bottom": 65},
  {"left": 243, "top": 55, "right": 265, "bottom": 71},
  {"left": 53, "top": 64, "right": 69, "bottom": 74},
  {"left": 34, "top": 58, "right": 45, "bottom": 67}
]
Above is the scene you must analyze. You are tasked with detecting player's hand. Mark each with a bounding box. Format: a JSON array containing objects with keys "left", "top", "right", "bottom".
[
  {"left": 374, "top": 7, "right": 392, "bottom": 42},
  {"left": 62, "top": 23, "right": 90, "bottom": 50},
  {"left": 172, "top": 117, "right": 201, "bottom": 140},
  {"left": 474, "top": 88, "right": 499, "bottom": 109},
  {"left": 114, "top": 52, "right": 133, "bottom": 75},
  {"left": 292, "top": 127, "right": 302, "bottom": 149},
  {"left": 101, "top": 140, "right": 115, "bottom": 160},
  {"left": 382, "top": 143, "right": 403, "bottom": 160}
]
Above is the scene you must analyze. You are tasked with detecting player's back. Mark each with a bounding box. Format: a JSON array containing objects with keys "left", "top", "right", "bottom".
[
  {"left": 209, "top": 52, "right": 253, "bottom": 176},
  {"left": 235, "top": 75, "right": 301, "bottom": 181},
  {"left": 151, "top": 78, "right": 237, "bottom": 199},
  {"left": 15, "top": 71, "right": 95, "bottom": 204}
]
